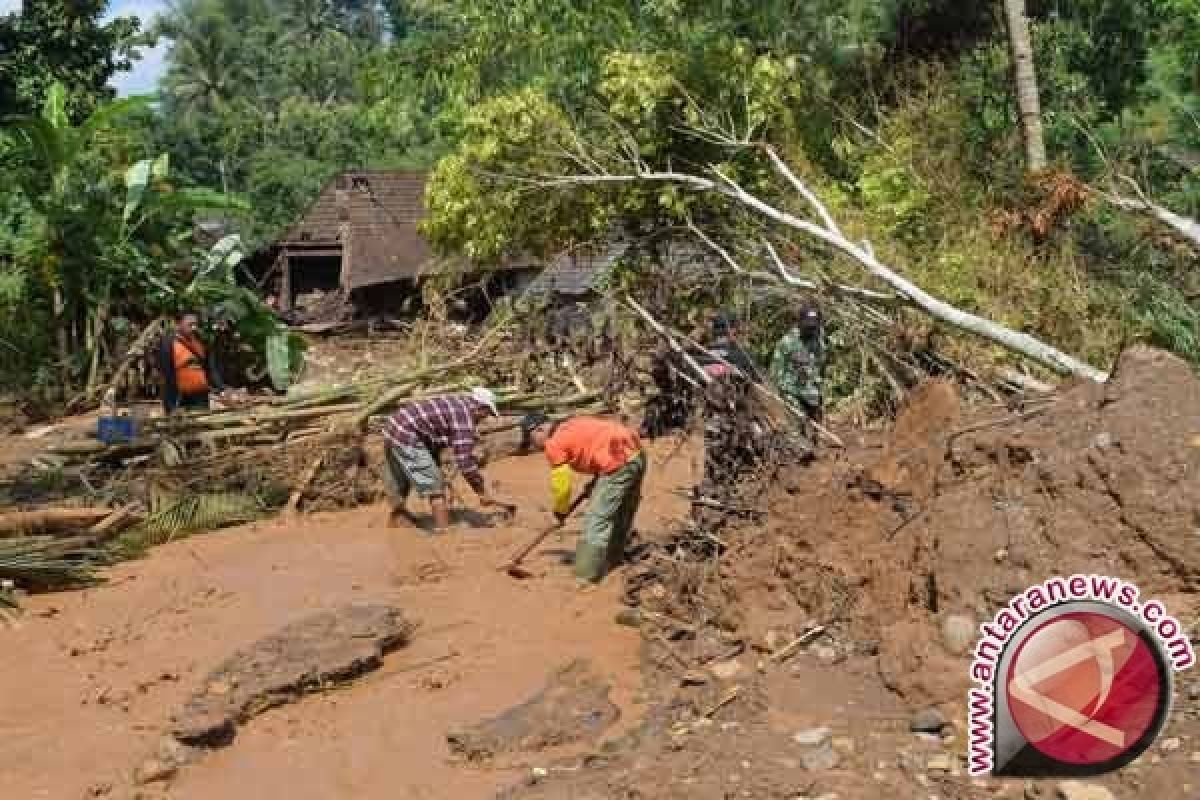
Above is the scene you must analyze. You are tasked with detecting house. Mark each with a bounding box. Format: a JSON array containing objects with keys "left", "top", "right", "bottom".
[
  {"left": 521, "top": 235, "right": 722, "bottom": 304},
  {"left": 522, "top": 240, "right": 630, "bottom": 299},
  {"left": 265, "top": 171, "right": 537, "bottom": 320}
]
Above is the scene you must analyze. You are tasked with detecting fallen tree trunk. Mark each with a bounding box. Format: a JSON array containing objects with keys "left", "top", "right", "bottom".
[
  {"left": 535, "top": 146, "right": 1109, "bottom": 383},
  {"left": 0, "top": 508, "right": 115, "bottom": 538},
  {"left": 1099, "top": 179, "right": 1200, "bottom": 252}
]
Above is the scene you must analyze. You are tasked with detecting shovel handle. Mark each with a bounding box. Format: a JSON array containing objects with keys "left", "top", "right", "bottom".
[{"left": 500, "top": 476, "right": 598, "bottom": 572}]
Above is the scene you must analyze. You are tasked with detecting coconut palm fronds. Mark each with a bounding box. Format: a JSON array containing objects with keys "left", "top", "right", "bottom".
[
  {"left": 138, "top": 490, "right": 266, "bottom": 544},
  {"left": 0, "top": 535, "right": 104, "bottom": 589}
]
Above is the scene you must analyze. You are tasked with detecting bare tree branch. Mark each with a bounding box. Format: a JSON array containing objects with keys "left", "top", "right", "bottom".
[
  {"left": 763, "top": 146, "right": 843, "bottom": 235},
  {"left": 536, "top": 165, "right": 1108, "bottom": 382},
  {"left": 1096, "top": 176, "right": 1200, "bottom": 251},
  {"left": 623, "top": 295, "right": 711, "bottom": 385},
  {"left": 687, "top": 220, "right": 744, "bottom": 274}
]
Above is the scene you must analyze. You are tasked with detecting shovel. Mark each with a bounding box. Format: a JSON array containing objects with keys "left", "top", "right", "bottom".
[{"left": 499, "top": 477, "right": 598, "bottom": 578}]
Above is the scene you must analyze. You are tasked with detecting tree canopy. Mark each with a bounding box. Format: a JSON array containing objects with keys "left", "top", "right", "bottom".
[{"left": 1, "top": 0, "right": 1199, "bottom": 397}]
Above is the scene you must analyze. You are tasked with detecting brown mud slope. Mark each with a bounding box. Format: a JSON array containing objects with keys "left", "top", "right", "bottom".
[
  {"left": 512, "top": 346, "right": 1200, "bottom": 800},
  {"left": 735, "top": 345, "right": 1200, "bottom": 707}
]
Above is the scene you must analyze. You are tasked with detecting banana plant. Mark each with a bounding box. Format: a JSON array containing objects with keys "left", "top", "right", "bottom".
[
  {"left": 4, "top": 82, "right": 253, "bottom": 397},
  {"left": 3, "top": 83, "right": 152, "bottom": 386}
]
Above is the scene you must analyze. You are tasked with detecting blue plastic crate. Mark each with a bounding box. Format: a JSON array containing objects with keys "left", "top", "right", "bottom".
[{"left": 97, "top": 416, "right": 137, "bottom": 445}]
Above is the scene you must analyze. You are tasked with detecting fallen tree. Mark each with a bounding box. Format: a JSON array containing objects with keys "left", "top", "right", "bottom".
[
  {"left": 1095, "top": 175, "right": 1200, "bottom": 252},
  {"left": 527, "top": 142, "right": 1109, "bottom": 383}
]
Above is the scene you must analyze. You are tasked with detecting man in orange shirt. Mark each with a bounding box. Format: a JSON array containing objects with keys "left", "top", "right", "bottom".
[
  {"left": 159, "top": 311, "right": 224, "bottom": 413},
  {"left": 521, "top": 413, "right": 647, "bottom": 583}
]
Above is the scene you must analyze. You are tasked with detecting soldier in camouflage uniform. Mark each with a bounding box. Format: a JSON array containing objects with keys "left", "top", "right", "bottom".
[{"left": 770, "top": 302, "right": 826, "bottom": 424}]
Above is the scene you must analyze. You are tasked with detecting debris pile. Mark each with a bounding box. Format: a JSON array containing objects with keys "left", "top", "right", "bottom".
[
  {"left": 626, "top": 346, "right": 1200, "bottom": 711},
  {"left": 0, "top": 328, "right": 615, "bottom": 597}
]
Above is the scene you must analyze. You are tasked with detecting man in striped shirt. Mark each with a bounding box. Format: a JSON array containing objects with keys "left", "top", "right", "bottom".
[{"left": 382, "top": 387, "right": 505, "bottom": 532}]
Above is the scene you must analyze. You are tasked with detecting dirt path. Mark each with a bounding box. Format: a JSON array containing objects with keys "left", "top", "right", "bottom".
[{"left": 0, "top": 444, "right": 694, "bottom": 800}]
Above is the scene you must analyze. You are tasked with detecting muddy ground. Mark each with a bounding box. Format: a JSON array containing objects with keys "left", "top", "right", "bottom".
[
  {"left": 0, "top": 441, "right": 689, "bottom": 800},
  {"left": 3, "top": 346, "right": 1200, "bottom": 800}
]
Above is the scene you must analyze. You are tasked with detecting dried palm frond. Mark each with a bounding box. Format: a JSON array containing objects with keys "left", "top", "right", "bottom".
[
  {"left": 138, "top": 490, "right": 266, "bottom": 545},
  {"left": 0, "top": 535, "right": 104, "bottom": 589}
]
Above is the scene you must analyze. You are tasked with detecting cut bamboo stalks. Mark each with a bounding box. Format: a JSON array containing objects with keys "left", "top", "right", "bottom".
[
  {"left": 87, "top": 505, "right": 143, "bottom": 542},
  {"left": 285, "top": 455, "right": 325, "bottom": 515}
]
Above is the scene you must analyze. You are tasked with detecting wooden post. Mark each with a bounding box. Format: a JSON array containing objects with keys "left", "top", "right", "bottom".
[{"left": 279, "top": 250, "right": 293, "bottom": 313}]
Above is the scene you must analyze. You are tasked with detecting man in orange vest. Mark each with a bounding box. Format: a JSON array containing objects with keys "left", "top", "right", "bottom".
[
  {"left": 159, "top": 310, "right": 224, "bottom": 413},
  {"left": 521, "top": 413, "right": 646, "bottom": 583}
]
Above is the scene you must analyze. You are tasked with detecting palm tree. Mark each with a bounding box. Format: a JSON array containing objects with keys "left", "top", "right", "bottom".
[
  {"left": 281, "top": 0, "right": 338, "bottom": 44},
  {"left": 1002, "top": 0, "right": 1047, "bottom": 172},
  {"left": 159, "top": 0, "right": 258, "bottom": 116}
]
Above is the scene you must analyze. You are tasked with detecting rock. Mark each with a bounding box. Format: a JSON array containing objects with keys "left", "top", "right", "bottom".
[
  {"left": 800, "top": 742, "right": 840, "bottom": 771},
  {"left": 1190, "top": 751, "right": 1200, "bottom": 764},
  {"left": 614, "top": 609, "right": 641, "bottom": 628},
  {"left": 793, "top": 726, "right": 833, "bottom": 747},
  {"left": 941, "top": 614, "right": 976, "bottom": 656},
  {"left": 1160, "top": 736, "right": 1181, "bottom": 752},
  {"left": 132, "top": 758, "right": 177, "bottom": 786},
  {"left": 446, "top": 660, "right": 619, "bottom": 760},
  {"left": 173, "top": 605, "right": 412, "bottom": 747},
  {"left": 994, "top": 548, "right": 1008, "bottom": 563},
  {"left": 926, "top": 754, "right": 955, "bottom": 772},
  {"left": 1091, "top": 432, "right": 1114, "bottom": 449},
  {"left": 832, "top": 736, "right": 855, "bottom": 753},
  {"left": 680, "top": 670, "right": 709, "bottom": 687},
  {"left": 1055, "top": 781, "right": 1115, "bottom": 800},
  {"left": 709, "top": 660, "right": 742, "bottom": 680},
  {"left": 910, "top": 707, "right": 948, "bottom": 734}
]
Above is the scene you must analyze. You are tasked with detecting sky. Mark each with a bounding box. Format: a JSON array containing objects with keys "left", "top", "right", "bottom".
[
  {"left": 0, "top": 0, "right": 171, "bottom": 96},
  {"left": 106, "top": 0, "right": 171, "bottom": 96}
]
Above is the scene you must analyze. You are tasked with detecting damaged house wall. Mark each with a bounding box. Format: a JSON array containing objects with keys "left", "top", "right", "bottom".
[{"left": 266, "top": 171, "right": 539, "bottom": 323}]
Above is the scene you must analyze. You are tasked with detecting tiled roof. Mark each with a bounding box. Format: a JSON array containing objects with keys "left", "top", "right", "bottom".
[
  {"left": 524, "top": 236, "right": 722, "bottom": 298},
  {"left": 523, "top": 241, "right": 629, "bottom": 297},
  {"left": 281, "top": 171, "right": 433, "bottom": 289}
]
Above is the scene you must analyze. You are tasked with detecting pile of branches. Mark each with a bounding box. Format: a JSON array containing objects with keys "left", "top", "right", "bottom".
[{"left": 0, "top": 324, "right": 619, "bottom": 601}]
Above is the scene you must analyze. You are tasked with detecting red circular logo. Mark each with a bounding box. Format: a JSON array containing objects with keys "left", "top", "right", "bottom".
[{"left": 1005, "top": 611, "right": 1167, "bottom": 766}]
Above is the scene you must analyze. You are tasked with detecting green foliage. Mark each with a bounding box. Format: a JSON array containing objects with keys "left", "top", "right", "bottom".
[
  {"left": 0, "top": 0, "right": 144, "bottom": 121},
  {"left": 2, "top": 0, "right": 1199, "bottom": 394},
  {"left": 1127, "top": 272, "right": 1200, "bottom": 362},
  {"left": 0, "top": 83, "right": 265, "bottom": 392}
]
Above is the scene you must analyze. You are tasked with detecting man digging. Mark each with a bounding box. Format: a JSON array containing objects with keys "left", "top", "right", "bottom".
[
  {"left": 382, "top": 387, "right": 512, "bottom": 533},
  {"left": 521, "top": 413, "right": 646, "bottom": 584}
]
